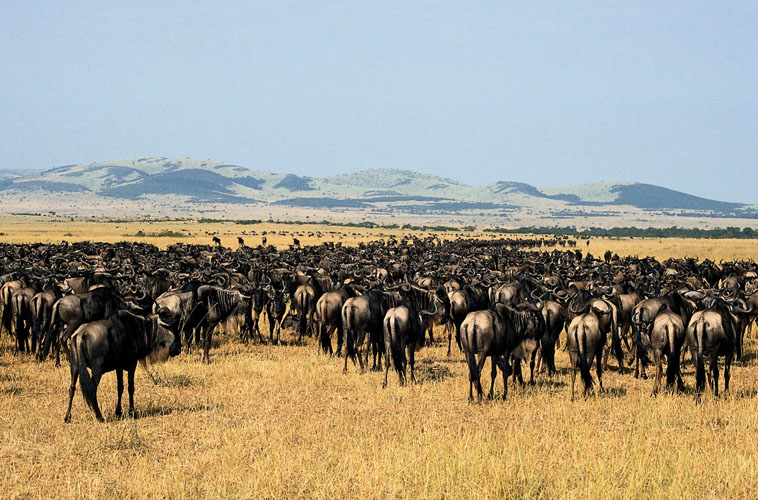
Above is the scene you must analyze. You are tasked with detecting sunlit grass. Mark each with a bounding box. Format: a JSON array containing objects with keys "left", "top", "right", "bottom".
[{"left": 1, "top": 320, "right": 757, "bottom": 499}]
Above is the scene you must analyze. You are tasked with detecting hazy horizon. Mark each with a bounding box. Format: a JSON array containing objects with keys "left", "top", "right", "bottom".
[{"left": 2, "top": 2, "right": 756, "bottom": 202}]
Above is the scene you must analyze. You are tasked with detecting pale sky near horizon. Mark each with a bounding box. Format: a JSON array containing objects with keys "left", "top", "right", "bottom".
[{"left": 1, "top": 1, "right": 756, "bottom": 202}]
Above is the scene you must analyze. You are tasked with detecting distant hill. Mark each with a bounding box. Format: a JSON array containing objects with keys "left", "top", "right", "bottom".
[{"left": 0, "top": 157, "right": 753, "bottom": 221}]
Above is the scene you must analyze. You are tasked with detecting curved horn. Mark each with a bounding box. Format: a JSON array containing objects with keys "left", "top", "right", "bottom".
[
  {"left": 730, "top": 303, "right": 754, "bottom": 315},
  {"left": 419, "top": 301, "right": 439, "bottom": 316}
]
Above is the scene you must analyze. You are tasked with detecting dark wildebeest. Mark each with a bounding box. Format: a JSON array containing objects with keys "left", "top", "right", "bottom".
[
  {"left": 686, "top": 301, "right": 737, "bottom": 398},
  {"left": 316, "top": 284, "right": 357, "bottom": 355},
  {"left": 647, "top": 304, "right": 686, "bottom": 395},
  {"left": 382, "top": 287, "right": 446, "bottom": 387},
  {"left": 459, "top": 302, "right": 543, "bottom": 402},
  {"left": 241, "top": 285, "right": 268, "bottom": 343},
  {"left": 447, "top": 283, "right": 490, "bottom": 356},
  {"left": 0, "top": 279, "right": 24, "bottom": 337},
  {"left": 12, "top": 286, "right": 37, "bottom": 352},
  {"left": 195, "top": 285, "right": 250, "bottom": 364},
  {"left": 63, "top": 310, "right": 180, "bottom": 423},
  {"left": 153, "top": 285, "right": 205, "bottom": 350},
  {"left": 567, "top": 305, "right": 606, "bottom": 401},
  {"left": 30, "top": 286, "right": 61, "bottom": 354},
  {"left": 532, "top": 291, "right": 566, "bottom": 377},
  {"left": 293, "top": 283, "right": 317, "bottom": 341},
  {"left": 40, "top": 287, "right": 124, "bottom": 365},
  {"left": 266, "top": 286, "right": 289, "bottom": 345},
  {"left": 342, "top": 289, "right": 400, "bottom": 373}
]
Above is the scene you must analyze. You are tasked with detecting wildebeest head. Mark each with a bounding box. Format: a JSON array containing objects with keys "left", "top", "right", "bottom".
[{"left": 148, "top": 314, "right": 180, "bottom": 362}]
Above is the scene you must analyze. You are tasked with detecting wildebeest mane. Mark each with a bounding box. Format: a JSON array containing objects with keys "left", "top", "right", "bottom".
[
  {"left": 203, "top": 286, "right": 243, "bottom": 317},
  {"left": 111, "top": 310, "right": 160, "bottom": 357}
]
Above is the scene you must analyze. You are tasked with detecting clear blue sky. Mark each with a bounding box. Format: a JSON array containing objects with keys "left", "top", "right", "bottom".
[{"left": 2, "top": 1, "right": 756, "bottom": 202}]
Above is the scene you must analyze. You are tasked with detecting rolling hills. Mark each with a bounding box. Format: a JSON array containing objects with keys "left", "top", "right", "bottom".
[{"left": 0, "top": 157, "right": 753, "bottom": 225}]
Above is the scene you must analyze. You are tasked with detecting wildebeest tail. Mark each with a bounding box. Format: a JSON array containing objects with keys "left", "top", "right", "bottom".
[
  {"left": 575, "top": 323, "right": 593, "bottom": 390},
  {"left": 464, "top": 323, "right": 479, "bottom": 384},
  {"left": 318, "top": 321, "right": 326, "bottom": 352},
  {"left": 31, "top": 296, "right": 43, "bottom": 344},
  {"left": 386, "top": 316, "right": 405, "bottom": 383},
  {"left": 694, "top": 318, "right": 706, "bottom": 391},
  {"left": 72, "top": 334, "right": 98, "bottom": 413},
  {"left": 611, "top": 316, "right": 624, "bottom": 370},
  {"left": 299, "top": 292, "right": 310, "bottom": 337},
  {"left": 665, "top": 323, "right": 679, "bottom": 387},
  {"left": 39, "top": 300, "right": 60, "bottom": 361},
  {"left": 342, "top": 304, "right": 355, "bottom": 360}
]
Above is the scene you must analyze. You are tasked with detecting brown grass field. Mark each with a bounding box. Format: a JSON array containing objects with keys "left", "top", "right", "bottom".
[{"left": 1, "top": 219, "right": 758, "bottom": 499}]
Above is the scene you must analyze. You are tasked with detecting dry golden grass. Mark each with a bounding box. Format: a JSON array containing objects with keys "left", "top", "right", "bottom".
[
  {"left": 2, "top": 221, "right": 758, "bottom": 498},
  {"left": 1, "top": 319, "right": 758, "bottom": 499},
  {"left": 3, "top": 215, "right": 758, "bottom": 261}
]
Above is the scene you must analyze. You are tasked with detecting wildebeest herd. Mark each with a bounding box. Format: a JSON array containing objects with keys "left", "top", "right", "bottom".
[{"left": 0, "top": 236, "right": 755, "bottom": 421}]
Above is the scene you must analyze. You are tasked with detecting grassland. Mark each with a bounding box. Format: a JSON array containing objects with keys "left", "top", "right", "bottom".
[
  {"left": 2, "top": 326, "right": 757, "bottom": 499},
  {"left": 2, "top": 219, "right": 758, "bottom": 499},
  {"left": 3, "top": 215, "right": 758, "bottom": 261}
]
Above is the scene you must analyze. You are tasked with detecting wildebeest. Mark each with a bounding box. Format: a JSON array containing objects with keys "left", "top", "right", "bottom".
[
  {"left": 381, "top": 286, "right": 444, "bottom": 387},
  {"left": 448, "top": 283, "right": 490, "bottom": 356},
  {"left": 63, "top": 310, "right": 179, "bottom": 422},
  {"left": 316, "top": 284, "right": 357, "bottom": 355},
  {"left": 567, "top": 305, "right": 606, "bottom": 401},
  {"left": 647, "top": 304, "right": 685, "bottom": 395},
  {"left": 342, "top": 288, "right": 400, "bottom": 373},
  {"left": 40, "top": 286, "right": 124, "bottom": 365},
  {"left": 459, "top": 302, "right": 543, "bottom": 402},
  {"left": 195, "top": 285, "right": 250, "bottom": 363},
  {"left": 686, "top": 301, "right": 737, "bottom": 398},
  {"left": 0, "top": 279, "right": 24, "bottom": 337},
  {"left": 30, "top": 286, "right": 61, "bottom": 353},
  {"left": 11, "top": 286, "right": 37, "bottom": 351}
]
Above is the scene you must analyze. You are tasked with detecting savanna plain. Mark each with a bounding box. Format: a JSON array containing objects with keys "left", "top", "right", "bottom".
[{"left": 1, "top": 219, "right": 758, "bottom": 499}]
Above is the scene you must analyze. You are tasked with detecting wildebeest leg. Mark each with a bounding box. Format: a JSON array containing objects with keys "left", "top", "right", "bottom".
[
  {"left": 409, "top": 344, "right": 416, "bottom": 384},
  {"left": 336, "top": 324, "right": 343, "bottom": 356},
  {"left": 529, "top": 348, "right": 537, "bottom": 385},
  {"left": 535, "top": 348, "right": 543, "bottom": 374},
  {"left": 446, "top": 327, "right": 453, "bottom": 357},
  {"left": 474, "top": 353, "right": 487, "bottom": 403},
  {"left": 127, "top": 369, "right": 136, "bottom": 416},
  {"left": 382, "top": 342, "right": 391, "bottom": 388},
  {"left": 594, "top": 347, "right": 604, "bottom": 394},
  {"left": 724, "top": 353, "right": 732, "bottom": 394},
  {"left": 115, "top": 369, "right": 124, "bottom": 417},
  {"left": 63, "top": 362, "right": 78, "bottom": 423},
  {"left": 500, "top": 356, "right": 509, "bottom": 400},
  {"left": 326, "top": 324, "right": 337, "bottom": 356},
  {"left": 255, "top": 317, "right": 265, "bottom": 344},
  {"left": 202, "top": 325, "right": 213, "bottom": 364},
  {"left": 570, "top": 352, "right": 577, "bottom": 401},
  {"left": 268, "top": 315, "right": 275, "bottom": 345},
  {"left": 710, "top": 354, "right": 719, "bottom": 397},
  {"left": 652, "top": 349, "right": 662, "bottom": 396},
  {"left": 601, "top": 344, "right": 610, "bottom": 371},
  {"left": 79, "top": 368, "right": 104, "bottom": 423},
  {"left": 488, "top": 356, "right": 497, "bottom": 399},
  {"left": 357, "top": 331, "right": 366, "bottom": 372}
]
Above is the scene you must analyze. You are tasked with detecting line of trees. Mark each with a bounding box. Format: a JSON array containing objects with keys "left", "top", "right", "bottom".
[{"left": 484, "top": 226, "right": 758, "bottom": 239}]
